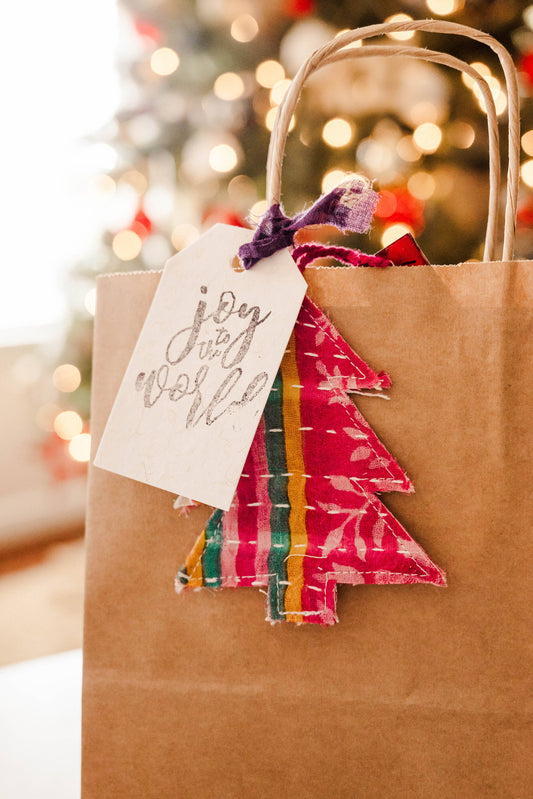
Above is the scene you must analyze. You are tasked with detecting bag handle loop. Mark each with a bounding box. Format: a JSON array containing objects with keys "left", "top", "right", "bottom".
[
  {"left": 315, "top": 46, "right": 501, "bottom": 262},
  {"left": 266, "top": 20, "right": 520, "bottom": 261}
]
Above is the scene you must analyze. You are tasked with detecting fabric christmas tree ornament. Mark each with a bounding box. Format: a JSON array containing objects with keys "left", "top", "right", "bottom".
[{"left": 176, "top": 281, "right": 446, "bottom": 625}]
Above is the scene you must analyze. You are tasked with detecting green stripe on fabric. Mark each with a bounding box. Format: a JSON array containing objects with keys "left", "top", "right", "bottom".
[
  {"left": 202, "top": 509, "right": 223, "bottom": 587},
  {"left": 263, "top": 370, "right": 291, "bottom": 620}
]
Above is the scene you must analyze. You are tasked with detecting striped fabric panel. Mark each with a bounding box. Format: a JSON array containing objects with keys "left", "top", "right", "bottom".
[
  {"left": 200, "top": 510, "right": 223, "bottom": 588},
  {"left": 263, "top": 369, "right": 291, "bottom": 621},
  {"left": 281, "top": 332, "right": 308, "bottom": 622},
  {"left": 175, "top": 292, "right": 446, "bottom": 625},
  {"left": 176, "top": 529, "right": 207, "bottom": 590},
  {"left": 251, "top": 417, "right": 273, "bottom": 581},
  {"left": 233, "top": 418, "right": 264, "bottom": 587},
  {"left": 219, "top": 499, "right": 241, "bottom": 589},
  {"left": 230, "top": 482, "right": 256, "bottom": 589}
]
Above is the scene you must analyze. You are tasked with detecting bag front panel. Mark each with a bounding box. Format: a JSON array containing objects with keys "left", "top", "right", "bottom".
[{"left": 82, "top": 263, "right": 533, "bottom": 798}]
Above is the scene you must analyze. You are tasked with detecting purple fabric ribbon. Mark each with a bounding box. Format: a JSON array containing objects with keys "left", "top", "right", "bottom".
[{"left": 238, "top": 176, "right": 379, "bottom": 270}]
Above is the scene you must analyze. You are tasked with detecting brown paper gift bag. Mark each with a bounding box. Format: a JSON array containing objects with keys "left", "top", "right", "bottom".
[{"left": 83, "top": 22, "right": 532, "bottom": 799}]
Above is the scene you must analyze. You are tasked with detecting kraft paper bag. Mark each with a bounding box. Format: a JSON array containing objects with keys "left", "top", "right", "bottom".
[{"left": 82, "top": 261, "right": 533, "bottom": 799}]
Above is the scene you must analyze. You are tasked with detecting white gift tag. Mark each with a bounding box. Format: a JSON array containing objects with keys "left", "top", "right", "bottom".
[{"left": 94, "top": 224, "right": 307, "bottom": 510}]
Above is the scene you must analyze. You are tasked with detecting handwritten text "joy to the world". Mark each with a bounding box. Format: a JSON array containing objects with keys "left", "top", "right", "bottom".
[{"left": 135, "top": 285, "right": 272, "bottom": 428}]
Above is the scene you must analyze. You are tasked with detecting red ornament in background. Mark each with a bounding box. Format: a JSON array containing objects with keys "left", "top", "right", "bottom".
[
  {"left": 202, "top": 206, "right": 248, "bottom": 229},
  {"left": 517, "top": 196, "right": 533, "bottom": 227},
  {"left": 375, "top": 188, "right": 425, "bottom": 234},
  {"left": 134, "top": 18, "right": 161, "bottom": 43},
  {"left": 519, "top": 52, "right": 533, "bottom": 89},
  {"left": 284, "top": 0, "right": 315, "bottom": 17},
  {"left": 129, "top": 207, "right": 153, "bottom": 239}
]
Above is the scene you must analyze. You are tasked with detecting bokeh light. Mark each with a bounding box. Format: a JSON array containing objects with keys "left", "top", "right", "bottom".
[
  {"left": 120, "top": 170, "right": 148, "bottom": 194},
  {"left": 335, "top": 29, "right": 362, "bottom": 48},
  {"left": 256, "top": 60, "right": 285, "bottom": 88},
  {"left": 384, "top": 14, "right": 415, "bottom": 40},
  {"left": 112, "top": 230, "right": 142, "bottom": 261},
  {"left": 209, "top": 144, "right": 238, "bottom": 173},
  {"left": 53, "top": 364, "right": 81, "bottom": 393},
  {"left": 214, "top": 72, "right": 245, "bottom": 101},
  {"left": 396, "top": 136, "right": 421, "bottom": 162},
  {"left": 321, "top": 169, "right": 346, "bottom": 193},
  {"left": 413, "top": 122, "right": 442, "bottom": 153},
  {"left": 231, "top": 14, "right": 258, "bottom": 42},
  {"left": 69, "top": 433, "right": 92, "bottom": 462},
  {"left": 250, "top": 199, "right": 268, "bottom": 219},
  {"left": 521, "top": 130, "right": 533, "bottom": 156},
  {"left": 150, "top": 47, "right": 180, "bottom": 76},
  {"left": 462, "top": 61, "right": 491, "bottom": 90},
  {"left": 381, "top": 223, "right": 414, "bottom": 247},
  {"left": 407, "top": 171, "right": 436, "bottom": 200},
  {"left": 448, "top": 121, "right": 475, "bottom": 149},
  {"left": 54, "top": 411, "right": 83, "bottom": 441},
  {"left": 265, "top": 107, "right": 278, "bottom": 131},
  {"left": 265, "top": 108, "right": 295, "bottom": 132},
  {"left": 475, "top": 83, "right": 507, "bottom": 116},
  {"left": 426, "top": 0, "right": 459, "bottom": 15},
  {"left": 520, "top": 160, "right": 533, "bottom": 187},
  {"left": 270, "top": 79, "right": 291, "bottom": 106},
  {"left": 322, "top": 118, "right": 353, "bottom": 148},
  {"left": 171, "top": 223, "right": 200, "bottom": 251}
]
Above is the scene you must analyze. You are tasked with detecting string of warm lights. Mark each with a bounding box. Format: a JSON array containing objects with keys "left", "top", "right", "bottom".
[
  {"left": 82, "top": 1, "right": 533, "bottom": 260},
  {"left": 104, "top": 14, "right": 523, "bottom": 264},
  {"left": 35, "top": 364, "right": 91, "bottom": 464}
]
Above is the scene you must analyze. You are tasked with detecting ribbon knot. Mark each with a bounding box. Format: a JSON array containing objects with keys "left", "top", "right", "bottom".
[{"left": 238, "top": 174, "right": 378, "bottom": 270}]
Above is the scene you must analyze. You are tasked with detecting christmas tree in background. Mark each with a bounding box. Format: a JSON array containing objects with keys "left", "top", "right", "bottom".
[
  {"left": 43, "top": 0, "right": 533, "bottom": 472},
  {"left": 176, "top": 294, "right": 446, "bottom": 625}
]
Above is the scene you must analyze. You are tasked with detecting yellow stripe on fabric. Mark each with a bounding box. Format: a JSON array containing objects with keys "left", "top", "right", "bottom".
[
  {"left": 185, "top": 531, "right": 206, "bottom": 588},
  {"left": 281, "top": 331, "right": 308, "bottom": 621}
]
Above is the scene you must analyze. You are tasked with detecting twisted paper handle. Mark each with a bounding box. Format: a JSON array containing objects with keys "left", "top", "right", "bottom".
[
  {"left": 267, "top": 20, "right": 520, "bottom": 261},
  {"left": 241, "top": 49, "right": 499, "bottom": 267}
]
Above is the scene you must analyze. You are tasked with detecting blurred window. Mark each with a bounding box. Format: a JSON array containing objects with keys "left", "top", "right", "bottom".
[{"left": 1, "top": 0, "right": 118, "bottom": 341}]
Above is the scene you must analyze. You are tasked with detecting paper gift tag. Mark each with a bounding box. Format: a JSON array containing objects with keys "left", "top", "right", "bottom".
[{"left": 94, "top": 223, "right": 307, "bottom": 510}]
